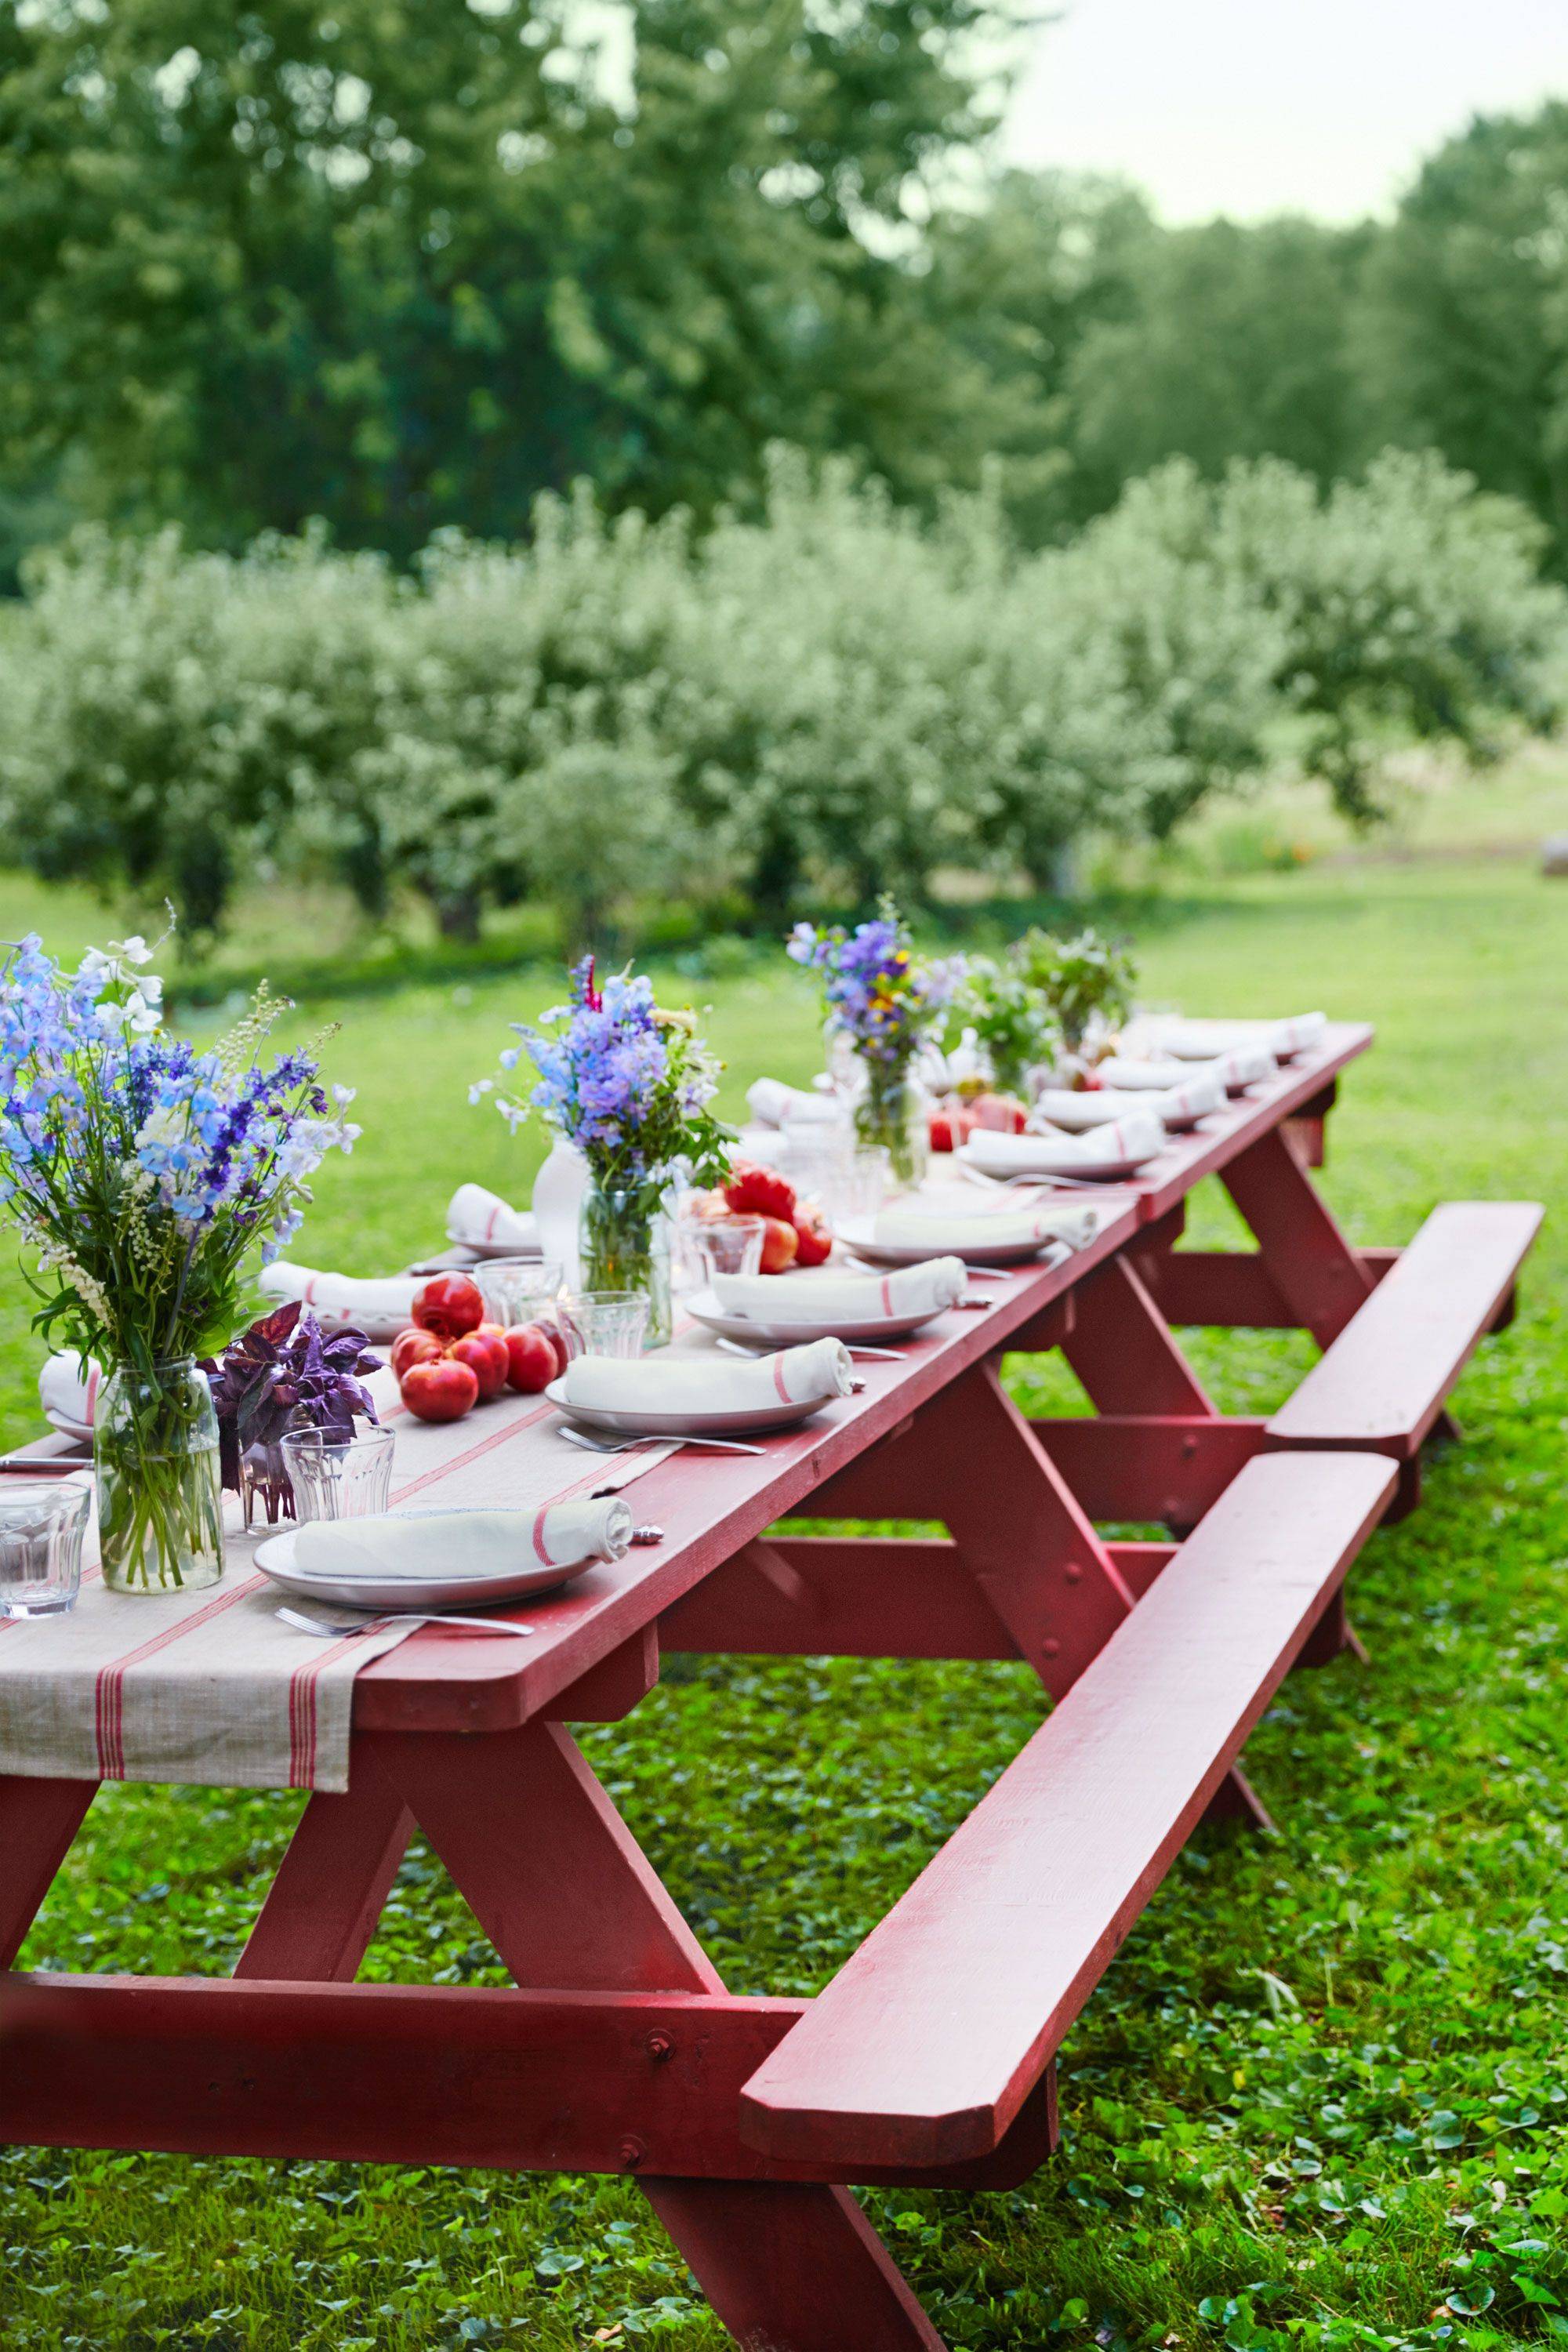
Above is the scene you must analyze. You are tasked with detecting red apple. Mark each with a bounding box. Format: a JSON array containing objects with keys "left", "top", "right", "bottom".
[
  {"left": 503, "top": 1323, "right": 560, "bottom": 1394},
  {"left": 390, "top": 1326, "right": 443, "bottom": 1378},
  {"left": 411, "top": 1272, "right": 486, "bottom": 1341},
  {"left": 969, "top": 1091, "right": 1029, "bottom": 1134},
  {"left": 724, "top": 1160, "right": 797, "bottom": 1221},
  {"left": 448, "top": 1328, "right": 510, "bottom": 1399},
  {"left": 759, "top": 1215, "right": 799, "bottom": 1274},
  {"left": 792, "top": 1203, "right": 832, "bottom": 1267},
  {"left": 399, "top": 1356, "right": 479, "bottom": 1423}
]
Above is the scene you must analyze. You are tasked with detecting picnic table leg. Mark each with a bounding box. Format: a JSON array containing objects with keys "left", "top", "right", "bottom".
[
  {"left": 1221, "top": 1127, "right": 1375, "bottom": 1349},
  {"left": 0, "top": 1773, "right": 98, "bottom": 1969},
  {"left": 1057, "top": 1254, "right": 1218, "bottom": 1418},
  {"left": 234, "top": 1773, "right": 415, "bottom": 1982},
  {"left": 370, "top": 1720, "right": 946, "bottom": 2352}
]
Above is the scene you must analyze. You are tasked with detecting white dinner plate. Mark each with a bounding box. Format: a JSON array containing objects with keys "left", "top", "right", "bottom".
[
  {"left": 682, "top": 1287, "right": 945, "bottom": 1348},
  {"left": 44, "top": 1409, "right": 95, "bottom": 1444},
  {"left": 836, "top": 1219, "right": 1069, "bottom": 1269},
  {"left": 545, "top": 1378, "right": 831, "bottom": 1439},
  {"left": 444, "top": 1232, "right": 545, "bottom": 1262},
  {"left": 253, "top": 1527, "right": 583, "bottom": 1612},
  {"left": 955, "top": 1141, "right": 1161, "bottom": 1185}
]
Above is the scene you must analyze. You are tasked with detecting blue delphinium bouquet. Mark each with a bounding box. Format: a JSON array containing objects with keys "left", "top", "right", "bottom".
[
  {"left": 477, "top": 955, "right": 728, "bottom": 1192},
  {"left": 0, "top": 929, "right": 360, "bottom": 1586},
  {"left": 476, "top": 956, "right": 729, "bottom": 1340}
]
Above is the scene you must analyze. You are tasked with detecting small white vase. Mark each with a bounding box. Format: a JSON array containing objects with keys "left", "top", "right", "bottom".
[{"left": 531, "top": 1139, "right": 590, "bottom": 1285}]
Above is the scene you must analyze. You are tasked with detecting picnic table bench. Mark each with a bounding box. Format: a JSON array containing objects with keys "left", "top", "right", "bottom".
[{"left": 0, "top": 1022, "right": 1541, "bottom": 2351}]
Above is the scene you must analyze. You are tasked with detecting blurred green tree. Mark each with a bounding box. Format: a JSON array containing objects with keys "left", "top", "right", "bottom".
[
  {"left": 1354, "top": 100, "right": 1568, "bottom": 567},
  {"left": 0, "top": 0, "right": 1025, "bottom": 562}
]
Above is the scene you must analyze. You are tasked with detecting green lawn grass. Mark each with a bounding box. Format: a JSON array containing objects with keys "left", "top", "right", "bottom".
[{"left": 4, "top": 853, "right": 1567, "bottom": 2352}]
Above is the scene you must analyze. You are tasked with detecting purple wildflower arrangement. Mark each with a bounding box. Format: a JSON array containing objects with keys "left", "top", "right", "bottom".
[
  {"left": 475, "top": 956, "right": 729, "bottom": 1194},
  {"left": 202, "top": 1301, "right": 382, "bottom": 1519},
  {"left": 786, "top": 901, "right": 952, "bottom": 1076},
  {"left": 0, "top": 931, "right": 360, "bottom": 1380}
]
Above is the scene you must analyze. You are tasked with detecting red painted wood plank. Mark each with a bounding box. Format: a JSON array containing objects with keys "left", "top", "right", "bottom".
[
  {"left": 0, "top": 1973, "right": 1057, "bottom": 2190},
  {"left": 739, "top": 1450, "right": 1397, "bottom": 2172},
  {"left": 1129, "top": 1025, "right": 1374, "bottom": 1225},
  {"left": 1133, "top": 1247, "right": 1399, "bottom": 1328},
  {"left": 1058, "top": 1255, "right": 1217, "bottom": 1417},
  {"left": 1221, "top": 1125, "right": 1376, "bottom": 1347},
  {"left": 660, "top": 1538, "right": 1019, "bottom": 1661},
  {"left": 1031, "top": 1415, "right": 1265, "bottom": 1529},
  {"left": 234, "top": 1769, "right": 413, "bottom": 1984},
  {"left": 0, "top": 1774, "right": 98, "bottom": 1969},
  {"left": 1265, "top": 1201, "right": 1543, "bottom": 1454}
]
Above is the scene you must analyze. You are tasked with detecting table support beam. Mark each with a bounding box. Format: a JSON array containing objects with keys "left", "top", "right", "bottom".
[
  {"left": 0, "top": 1773, "right": 98, "bottom": 1969},
  {"left": 1221, "top": 1127, "right": 1376, "bottom": 1348},
  {"left": 1058, "top": 1255, "right": 1218, "bottom": 1418},
  {"left": 1030, "top": 1415, "right": 1265, "bottom": 1531}
]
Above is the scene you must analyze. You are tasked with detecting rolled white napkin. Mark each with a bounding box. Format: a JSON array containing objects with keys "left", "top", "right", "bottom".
[
  {"left": 1145, "top": 1014, "right": 1323, "bottom": 1062},
  {"left": 294, "top": 1499, "right": 634, "bottom": 1581},
  {"left": 745, "top": 1077, "right": 843, "bottom": 1128},
  {"left": 562, "top": 1338, "right": 854, "bottom": 1415},
  {"left": 446, "top": 1182, "right": 539, "bottom": 1251},
  {"left": 1036, "top": 1071, "right": 1224, "bottom": 1131},
  {"left": 711, "top": 1258, "right": 967, "bottom": 1323},
  {"left": 258, "top": 1263, "right": 423, "bottom": 1334},
  {"left": 872, "top": 1206, "right": 1094, "bottom": 1254},
  {"left": 967, "top": 1111, "right": 1165, "bottom": 1177},
  {"left": 1096, "top": 1056, "right": 1188, "bottom": 1091},
  {"left": 39, "top": 1350, "right": 102, "bottom": 1434},
  {"left": 1210, "top": 1045, "right": 1279, "bottom": 1091}
]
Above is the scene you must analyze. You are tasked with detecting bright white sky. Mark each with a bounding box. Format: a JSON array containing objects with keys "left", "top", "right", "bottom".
[{"left": 1001, "top": 0, "right": 1568, "bottom": 223}]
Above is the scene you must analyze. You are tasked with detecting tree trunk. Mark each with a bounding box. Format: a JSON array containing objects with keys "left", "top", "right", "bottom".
[{"left": 432, "top": 888, "right": 482, "bottom": 944}]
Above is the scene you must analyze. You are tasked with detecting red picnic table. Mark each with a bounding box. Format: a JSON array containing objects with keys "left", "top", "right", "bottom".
[{"left": 0, "top": 1024, "right": 1542, "bottom": 2351}]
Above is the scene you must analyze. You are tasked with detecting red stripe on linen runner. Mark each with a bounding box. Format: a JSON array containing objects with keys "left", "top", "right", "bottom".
[
  {"left": 287, "top": 1632, "right": 368, "bottom": 1785},
  {"left": 387, "top": 1399, "right": 557, "bottom": 1508},
  {"left": 93, "top": 1571, "right": 269, "bottom": 1780}
]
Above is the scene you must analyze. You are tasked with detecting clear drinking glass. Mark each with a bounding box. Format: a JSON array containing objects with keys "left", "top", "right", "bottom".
[
  {"left": 281, "top": 1426, "right": 397, "bottom": 1524},
  {"left": 477, "top": 1258, "right": 564, "bottom": 1329},
  {"left": 690, "top": 1216, "right": 766, "bottom": 1283},
  {"left": 0, "top": 1480, "right": 89, "bottom": 1617},
  {"left": 556, "top": 1289, "right": 652, "bottom": 1360},
  {"left": 828, "top": 1146, "right": 894, "bottom": 1221}
]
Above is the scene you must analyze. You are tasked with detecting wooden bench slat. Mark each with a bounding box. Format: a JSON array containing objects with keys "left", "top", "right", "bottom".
[
  {"left": 739, "top": 1451, "right": 1396, "bottom": 2172},
  {"left": 1265, "top": 1201, "right": 1542, "bottom": 1455}
]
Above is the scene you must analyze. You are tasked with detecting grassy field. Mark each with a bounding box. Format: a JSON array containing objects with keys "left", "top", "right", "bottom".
[{"left": 3, "top": 840, "right": 1568, "bottom": 2351}]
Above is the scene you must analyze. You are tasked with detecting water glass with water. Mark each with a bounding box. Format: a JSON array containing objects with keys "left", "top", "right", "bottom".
[{"left": 0, "top": 1479, "right": 89, "bottom": 1617}]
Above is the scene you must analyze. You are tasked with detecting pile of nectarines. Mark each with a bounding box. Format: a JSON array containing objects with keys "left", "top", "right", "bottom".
[{"left": 390, "top": 1272, "right": 565, "bottom": 1423}]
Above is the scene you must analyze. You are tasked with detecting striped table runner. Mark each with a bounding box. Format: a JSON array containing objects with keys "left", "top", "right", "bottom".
[{"left": 0, "top": 1368, "right": 671, "bottom": 1795}]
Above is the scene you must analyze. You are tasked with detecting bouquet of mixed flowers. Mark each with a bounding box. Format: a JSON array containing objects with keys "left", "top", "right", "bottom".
[
  {"left": 476, "top": 956, "right": 730, "bottom": 1338},
  {"left": 0, "top": 928, "right": 360, "bottom": 1585},
  {"left": 786, "top": 901, "right": 954, "bottom": 1181},
  {"left": 945, "top": 955, "right": 1062, "bottom": 1096},
  {"left": 1011, "top": 926, "right": 1136, "bottom": 1058}
]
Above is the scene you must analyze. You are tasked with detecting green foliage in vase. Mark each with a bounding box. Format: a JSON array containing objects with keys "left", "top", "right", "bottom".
[
  {"left": 1012, "top": 925, "right": 1136, "bottom": 1054},
  {"left": 945, "top": 954, "right": 1062, "bottom": 1092}
]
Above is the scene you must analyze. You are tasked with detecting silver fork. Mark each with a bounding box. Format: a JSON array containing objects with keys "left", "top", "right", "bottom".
[
  {"left": 277, "top": 1604, "right": 536, "bottom": 1640},
  {"left": 558, "top": 1424, "right": 765, "bottom": 1459}
]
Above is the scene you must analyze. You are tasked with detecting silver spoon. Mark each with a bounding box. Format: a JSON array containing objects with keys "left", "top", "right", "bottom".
[{"left": 277, "top": 1604, "right": 537, "bottom": 1640}]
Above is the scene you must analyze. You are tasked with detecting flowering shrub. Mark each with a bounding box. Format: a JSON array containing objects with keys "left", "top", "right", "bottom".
[
  {"left": 0, "top": 449, "right": 1561, "bottom": 942},
  {"left": 477, "top": 956, "right": 729, "bottom": 1193},
  {"left": 0, "top": 930, "right": 360, "bottom": 1377}
]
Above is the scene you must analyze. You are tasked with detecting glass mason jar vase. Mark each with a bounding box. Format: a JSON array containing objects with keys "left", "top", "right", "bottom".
[
  {"left": 578, "top": 1181, "right": 672, "bottom": 1348},
  {"left": 852, "top": 1060, "right": 929, "bottom": 1192},
  {"left": 95, "top": 1358, "right": 225, "bottom": 1593}
]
